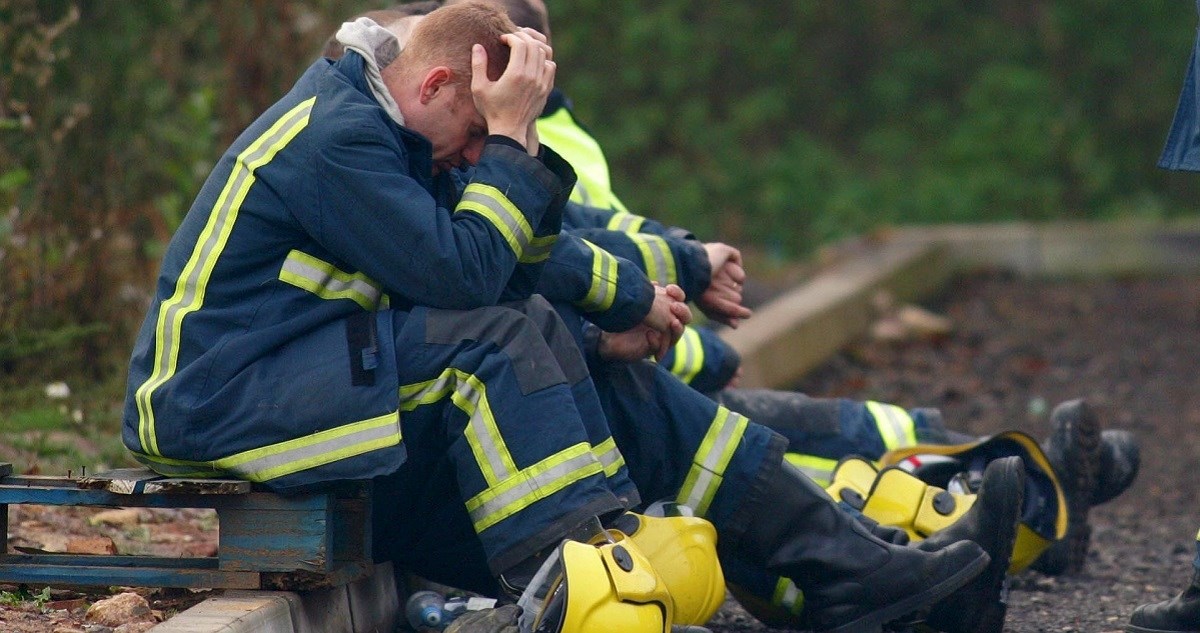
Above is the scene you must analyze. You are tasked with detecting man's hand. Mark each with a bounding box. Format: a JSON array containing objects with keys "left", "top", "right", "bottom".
[
  {"left": 470, "top": 27, "right": 555, "bottom": 153},
  {"left": 698, "top": 242, "right": 753, "bottom": 328},
  {"left": 598, "top": 284, "right": 692, "bottom": 362}
]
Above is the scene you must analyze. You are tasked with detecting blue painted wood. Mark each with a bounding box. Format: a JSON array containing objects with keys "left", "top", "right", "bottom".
[
  {"left": 0, "top": 471, "right": 373, "bottom": 589},
  {"left": 219, "top": 505, "right": 331, "bottom": 572},
  {"left": 0, "top": 563, "right": 260, "bottom": 589}
]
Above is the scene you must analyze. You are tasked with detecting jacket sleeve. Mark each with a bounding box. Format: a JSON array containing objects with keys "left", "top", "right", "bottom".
[
  {"left": 658, "top": 325, "right": 741, "bottom": 394},
  {"left": 535, "top": 231, "right": 656, "bottom": 333},
  {"left": 567, "top": 227, "right": 712, "bottom": 302},
  {"left": 307, "top": 131, "right": 573, "bottom": 309},
  {"left": 501, "top": 144, "right": 577, "bottom": 301},
  {"left": 563, "top": 200, "right": 675, "bottom": 236}
]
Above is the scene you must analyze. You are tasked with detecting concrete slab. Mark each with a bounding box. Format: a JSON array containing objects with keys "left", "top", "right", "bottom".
[
  {"left": 726, "top": 220, "right": 1200, "bottom": 389},
  {"left": 148, "top": 592, "right": 295, "bottom": 633},
  {"left": 150, "top": 563, "right": 399, "bottom": 633}
]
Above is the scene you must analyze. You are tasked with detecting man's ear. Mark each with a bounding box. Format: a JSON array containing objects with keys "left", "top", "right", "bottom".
[{"left": 418, "top": 67, "right": 454, "bottom": 105}]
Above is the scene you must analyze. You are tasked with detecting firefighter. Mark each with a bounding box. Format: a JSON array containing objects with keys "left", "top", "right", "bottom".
[
  {"left": 439, "top": 0, "right": 1139, "bottom": 579},
  {"left": 1126, "top": 0, "right": 1200, "bottom": 629},
  {"left": 127, "top": 5, "right": 1005, "bottom": 633}
]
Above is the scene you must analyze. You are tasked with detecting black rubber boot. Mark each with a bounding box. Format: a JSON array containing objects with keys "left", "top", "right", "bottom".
[
  {"left": 1128, "top": 566, "right": 1200, "bottom": 632},
  {"left": 1033, "top": 398, "right": 1102, "bottom": 576},
  {"left": 1093, "top": 428, "right": 1140, "bottom": 506},
  {"left": 730, "top": 461, "right": 990, "bottom": 633},
  {"left": 917, "top": 456, "right": 1025, "bottom": 633}
]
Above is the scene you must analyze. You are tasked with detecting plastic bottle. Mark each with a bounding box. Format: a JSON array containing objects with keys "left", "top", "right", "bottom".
[{"left": 405, "top": 590, "right": 448, "bottom": 630}]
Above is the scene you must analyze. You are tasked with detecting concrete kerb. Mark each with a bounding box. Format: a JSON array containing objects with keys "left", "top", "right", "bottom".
[
  {"left": 149, "top": 562, "right": 399, "bottom": 633},
  {"left": 724, "top": 219, "right": 1200, "bottom": 390}
]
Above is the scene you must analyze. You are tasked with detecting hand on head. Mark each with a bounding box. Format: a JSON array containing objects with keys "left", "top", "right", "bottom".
[{"left": 470, "top": 27, "right": 555, "bottom": 153}]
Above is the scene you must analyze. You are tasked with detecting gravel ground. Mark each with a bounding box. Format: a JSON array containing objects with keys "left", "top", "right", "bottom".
[
  {"left": 5, "top": 272, "right": 1198, "bottom": 632},
  {"left": 706, "top": 272, "right": 1200, "bottom": 633}
]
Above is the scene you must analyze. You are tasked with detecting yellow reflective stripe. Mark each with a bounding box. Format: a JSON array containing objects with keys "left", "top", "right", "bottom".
[
  {"left": 134, "top": 97, "right": 316, "bottom": 456},
  {"left": 592, "top": 436, "right": 626, "bottom": 477},
  {"left": 866, "top": 401, "right": 918, "bottom": 450},
  {"left": 400, "top": 368, "right": 517, "bottom": 486},
  {"left": 577, "top": 239, "right": 617, "bottom": 312},
  {"left": 457, "top": 183, "right": 536, "bottom": 262},
  {"left": 525, "top": 234, "right": 557, "bottom": 263},
  {"left": 278, "top": 249, "right": 382, "bottom": 310},
  {"left": 466, "top": 442, "right": 603, "bottom": 532},
  {"left": 606, "top": 211, "right": 647, "bottom": 234},
  {"left": 630, "top": 234, "right": 677, "bottom": 286},
  {"left": 670, "top": 327, "right": 705, "bottom": 385},
  {"left": 676, "top": 407, "right": 748, "bottom": 517},
  {"left": 772, "top": 577, "right": 805, "bottom": 615},
  {"left": 784, "top": 453, "right": 839, "bottom": 488},
  {"left": 132, "top": 411, "right": 400, "bottom": 482}
]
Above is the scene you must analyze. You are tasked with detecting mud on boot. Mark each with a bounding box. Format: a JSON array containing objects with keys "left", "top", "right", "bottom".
[{"left": 1034, "top": 399, "right": 1102, "bottom": 576}]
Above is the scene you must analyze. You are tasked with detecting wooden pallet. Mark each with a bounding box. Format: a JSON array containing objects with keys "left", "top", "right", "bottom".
[{"left": 0, "top": 463, "right": 372, "bottom": 590}]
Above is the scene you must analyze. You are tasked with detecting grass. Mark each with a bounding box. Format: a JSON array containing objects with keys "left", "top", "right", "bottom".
[
  {"left": 0, "top": 586, "right": 52, "bottom": 609},
  {"left": 0, "top": 378, "right": 133, "bottom": 476}
]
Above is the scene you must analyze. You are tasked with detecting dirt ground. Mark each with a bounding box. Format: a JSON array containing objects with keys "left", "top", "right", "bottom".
[
  {"left": 710, "top": 272, "right": 1200, "bottom": 633},
  {"left": 4, "top": 272, "right": 1199, "bottom": 632}
]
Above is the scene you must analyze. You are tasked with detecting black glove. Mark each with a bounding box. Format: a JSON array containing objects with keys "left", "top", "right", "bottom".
[{"left": 444, "top": 604, "right": 522, "bottom": 633}]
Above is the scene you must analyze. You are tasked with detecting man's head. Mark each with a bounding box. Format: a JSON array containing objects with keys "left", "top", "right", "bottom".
[
  {"left": 445, "top": 0, "right": 549, "bottom": 40},
  {"left": 384, "top": 1, "right": 516, "bottom": 172},
  {"left": 322, "top": 2, "right": 444, "bottom": 60}
]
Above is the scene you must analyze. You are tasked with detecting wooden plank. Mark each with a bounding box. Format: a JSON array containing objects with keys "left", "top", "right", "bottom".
[
  {"left": 78, "top": 468, "right": 164, "bottom": 494},
  {"left": 77, "top": 468, "right": 251, "bottom": 495},
  {"left": 1, "top": 553, "right": 217, "bottom": 569},
  {"left": 0, "top": 562, "right": 260, "bottom": 589},
  {"left": 0, "top": 486, "right": 328, "bottom": 512},
  {"left": 143, "top": 478, "right": 251, "bottom": 495},
  {"left": 218, "top": 504, "right": 331, "bottom": 572}
]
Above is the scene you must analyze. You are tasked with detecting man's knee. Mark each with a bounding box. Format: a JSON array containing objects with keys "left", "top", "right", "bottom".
[{"left": 425, "top": 303, "right": 584, "bottom": 393}]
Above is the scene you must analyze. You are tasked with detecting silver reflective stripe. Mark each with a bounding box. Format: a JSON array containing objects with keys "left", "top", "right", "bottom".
[
  {"left": 866, "top": 401, "right": 917, "bottom": 449},
  {"left": 579, "top": 240, "right": 617, "bottom": 312},
  {"left": 467, "top": 443, "right": 602, "bottom": 531},
  {"left": 524, "top": 234, "right": 557, "bottom": 263},
  {"left": 220, "top": 415, "right": 399, "bottom": 481},
  {"left": 135, "top": 97, "right": 316, "bottom": 456},
  {"left": 458, "top": 184, "right": 533, "bottom": 261},
  {"left": 279, "top": 250, "right": 381, "bottom": 310},
  {"left": 608, "top": 211, "right": 644, "bottom": 233},
  {"left": 400, "top": 369, "right": 516, "bottom": 486},
  {"left": 671, "top": 327, "right": 704, "bottom": 384},
  {"left": 594, "top": 437, "right": 626, "bottom": 476},
  {"left": 678, "top": 408, "right": 749, "bottom": 516},
  {"left": 775, "top": 578, "right": 804, "bottom": 614},
  {"left": 133, "top": 411, "right": 401, "bottom": 483},
  {"left": 632, "top": 234, "right": 675, "bottom": 285}
]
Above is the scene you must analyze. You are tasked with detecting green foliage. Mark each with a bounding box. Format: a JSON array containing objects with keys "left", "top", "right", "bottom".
[
  {"left": 552, "top": 0, "right": 1200, "bottom": 252},
  {"left": 2, "top": 0, "right": 1200, "bottom": 389},
  {"left": 0, "top": 586, "right": 52, "bottom": 609}
]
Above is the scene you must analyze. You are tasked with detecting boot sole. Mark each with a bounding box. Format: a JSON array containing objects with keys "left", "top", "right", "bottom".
[
  {"left": 818, "top": 551, "right": 989, "bottom": 633},
  {"left": 1126, "top": 625, "right": 1200, "bottom": 633},
  {"left": 926, "top": 456, "right": 1025, "bottom": 633},
  {"left": 1035, "top": 400, "right": 1101, "bottom": 576}
]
